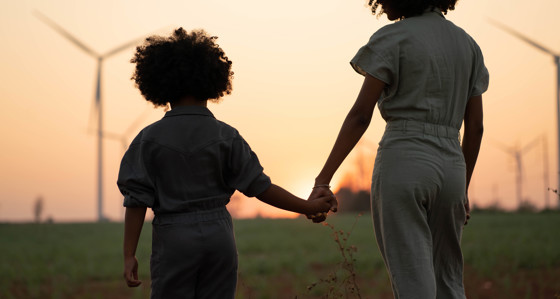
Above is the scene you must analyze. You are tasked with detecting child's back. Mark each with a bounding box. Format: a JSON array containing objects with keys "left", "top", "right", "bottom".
[{"left": 119, "top": 105, "right": 270, "bottom": 214}]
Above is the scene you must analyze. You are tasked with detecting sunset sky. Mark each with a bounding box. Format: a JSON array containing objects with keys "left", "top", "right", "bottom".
[{"left": 1, "top": 0, "right": 558, "bottom": 222}]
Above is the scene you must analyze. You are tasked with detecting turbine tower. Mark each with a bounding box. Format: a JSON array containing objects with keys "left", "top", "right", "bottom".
[
  {"left": 491, "top": 20, "right": 560, "bottom": 206},
  {"left": 35, "top": 12, "right": 145, "bottom": 222},
  {"left": 495, "top": 138, "right": 540, "bottom": 208}
]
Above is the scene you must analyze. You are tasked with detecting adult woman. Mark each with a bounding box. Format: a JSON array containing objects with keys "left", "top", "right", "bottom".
[{"left": 309, "top": 1, "right": 488, "bottom": 298}]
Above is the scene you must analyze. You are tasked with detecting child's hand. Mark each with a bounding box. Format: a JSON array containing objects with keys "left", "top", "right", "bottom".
[
  {"left": 308, "top": 186, "right": 338, "bottom": 213},
  {"left": 123, "top": 256, "right": 142, "bottom": 287},
  {"left": 307, "top": 188, "right": 338, "bottom": 223},
  {"left": 306, "top": 186, "right": 337, "bottom": 223},
  {"left": 309, "top": 195, "right": 337, "bottom": 223}
]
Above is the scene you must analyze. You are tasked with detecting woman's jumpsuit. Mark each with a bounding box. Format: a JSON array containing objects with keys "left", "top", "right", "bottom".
[{"left": 350, "top": 9, "right": 489, "bottom": 299}]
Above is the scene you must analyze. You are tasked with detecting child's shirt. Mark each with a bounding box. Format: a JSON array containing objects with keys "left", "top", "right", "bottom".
[
  {"left": 117, "top": 106, "right": 271, "bottom": 214},
  {"left": 350, "top": 8, "right": 489, "bottom": 130}
]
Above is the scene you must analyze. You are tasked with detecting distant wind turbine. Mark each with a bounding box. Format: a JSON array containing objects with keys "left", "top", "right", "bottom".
[
  {"left": 542, "top": 135, "right": 551, "bottom": 209},
  {"left": 96, "top": 107, "right": 152, "bottom": 151},
  {"left": 490, "top": 20, "right": 560, "bottom": 206},
  {"left": 494, "top": 138, "right": 540, "bottom": 208},
  {"left": 91, "top": 107, "right": 151, "bottom": 221},
  {"left": 35, "top": 11, "right": 149, "bottom": 222}
]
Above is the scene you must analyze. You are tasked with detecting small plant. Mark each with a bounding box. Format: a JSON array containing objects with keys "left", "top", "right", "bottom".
[{"left": 307, "top": 214, "right": 363, "bottom": 298}]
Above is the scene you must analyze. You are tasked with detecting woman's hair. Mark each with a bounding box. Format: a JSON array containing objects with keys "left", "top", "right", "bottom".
[
  {"left": 131, "top": 28, "right": 233, "bottom": 107},
  {"left": 368, "top": 0, "right": 457, "bottom": 20}
]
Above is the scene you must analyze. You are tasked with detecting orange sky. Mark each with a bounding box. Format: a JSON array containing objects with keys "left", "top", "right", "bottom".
[{"left": 0, "top": 0, "right": 559, "bottom": 222}]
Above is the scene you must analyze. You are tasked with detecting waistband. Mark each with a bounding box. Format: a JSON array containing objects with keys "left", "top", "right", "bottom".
[
  {"left": 175, "top": 197, "right": 228, "bottom": 211},
  {"left": 385, "top": 120, "right": 460, "bottom": 139},
  {"left": 153, "top": 207, "right": 230, "bottom": 225}
]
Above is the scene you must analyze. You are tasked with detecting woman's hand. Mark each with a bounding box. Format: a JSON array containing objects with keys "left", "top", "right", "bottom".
[{"left": 123, "top": 256, "right": 142, "bottom": 287}]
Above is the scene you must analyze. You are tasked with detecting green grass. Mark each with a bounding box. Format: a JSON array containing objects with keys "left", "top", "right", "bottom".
[{"left": 1, "top": 212, "right": 559, "bottom": 298}]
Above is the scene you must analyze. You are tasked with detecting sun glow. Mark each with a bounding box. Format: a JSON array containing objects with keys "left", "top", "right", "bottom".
[{"left": 0, "top": 1, "right": 559, "bottom": 222}]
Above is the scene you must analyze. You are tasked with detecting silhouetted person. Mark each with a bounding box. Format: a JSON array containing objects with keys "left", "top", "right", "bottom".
[
  {"left": 118, "top": 28, "right": 337, "bottom": 298},
  {"left": 33, "top": 196, "right": 43, "bottom": 223},
  {"left": 308, "top": 1, "right": 488, "bottom": 298}
]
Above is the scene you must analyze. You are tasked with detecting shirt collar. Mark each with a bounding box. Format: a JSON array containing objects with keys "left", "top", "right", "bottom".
[
  {"left": 423, "top": 7, "right": 445, "bottom": 18},
  {"left": 163, "top": 105, "right": 215, "bottom": 118}
]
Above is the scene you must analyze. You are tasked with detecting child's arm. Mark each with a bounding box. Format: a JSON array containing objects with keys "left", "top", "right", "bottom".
[
  {"left": 123, "top": 206, "right": 147, "bottom": 287},
  {"left": 256, "top": 184, "right": 336, "bottom": 215}
]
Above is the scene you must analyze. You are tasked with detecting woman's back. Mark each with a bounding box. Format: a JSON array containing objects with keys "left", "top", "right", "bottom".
[{"left": 351, "top": 9, "right": 489, "bottom": 129}]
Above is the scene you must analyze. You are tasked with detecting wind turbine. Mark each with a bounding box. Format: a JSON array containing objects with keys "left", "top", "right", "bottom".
[
  {"left": 91, "top": 107, "right": 152, "bottom": 220},
  {"left": 97, "top": 107, "right": 152, "bottom": 151},
  {"left": 542, "top": 135, "right": 551, "bottom": 209},
  {"left": 494, "top": 138, "right": 540, "bottom": 208},
  {"left": 490, "top": 20, "right": 560, "bottom": 207},
  {"left": 35, "top": 11, "right": 147, "bottom": 222}
]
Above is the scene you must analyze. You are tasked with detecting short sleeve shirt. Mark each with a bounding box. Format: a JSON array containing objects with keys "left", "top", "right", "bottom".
[
  {"left": 350, "top": 9, "right": 489, "bottom": 129},
  {"left": 117, "top": 106, "right": 271, "bottom": 214}
]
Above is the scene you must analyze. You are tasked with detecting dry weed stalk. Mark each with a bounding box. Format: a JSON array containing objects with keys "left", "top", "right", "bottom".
[{"left": 307, "top": 214, "right": 363, "bottom": 298}]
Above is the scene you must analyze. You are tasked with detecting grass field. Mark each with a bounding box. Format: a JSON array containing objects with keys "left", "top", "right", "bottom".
[{"left": 1, "top": 212, "right": 559, "bottom": 298}]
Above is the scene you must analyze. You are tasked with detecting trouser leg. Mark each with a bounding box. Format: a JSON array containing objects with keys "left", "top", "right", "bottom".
[
  {"left": 151, "top": 223, "right": 200, "bottom": 299},
  {"left": 429, "top": 162, "right": 467, "bottom": 299},
  {"left": 196, "top": 216, "right": 238, "bottom": 299},
  {"left": 371, "top": 148, "right": 438, "bottom": 299}
]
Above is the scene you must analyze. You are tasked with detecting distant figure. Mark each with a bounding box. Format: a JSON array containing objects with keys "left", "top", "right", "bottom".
[
  {"left": 118, "top": 28, "right": 337, "bottom": 298},
  {"left": 33, "top": 196, "right": 44, "bottom": 223},
  {"left": 308, "top": 0, "right": 488, "bottom": 298}
]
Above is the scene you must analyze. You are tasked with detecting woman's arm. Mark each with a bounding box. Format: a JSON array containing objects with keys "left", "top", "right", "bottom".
[
  {"left": 462, "top": 95, "right": 484, "bottom": 191},
  {"left": 462, "top": 95, "right": 484, "bottom": 223},
  {"left": 123, "top": 206, "right": 147, "bottom": 287},
  {"left": 314, "top": 74, "right": 386, "bottom": 186}
]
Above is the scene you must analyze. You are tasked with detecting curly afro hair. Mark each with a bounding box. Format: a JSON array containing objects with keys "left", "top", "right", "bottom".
[
  {"left": 368, "top": 0, "right": 458, "bottom": 20},
  {"left": 131, "top": 28, "right": 233, "bottom": 107}
]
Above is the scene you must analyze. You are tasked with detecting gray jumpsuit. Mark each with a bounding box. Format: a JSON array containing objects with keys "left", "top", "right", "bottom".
[
  {"left": 117, "top": 106, "right": 271, "bottom": 299},
  {"left": 350, "top": 8, "right": 489, "bottom": 299}
]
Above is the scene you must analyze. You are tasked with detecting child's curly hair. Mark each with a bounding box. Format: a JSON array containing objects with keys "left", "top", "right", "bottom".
[
  {"left": 131, "top": 28, "right": 233, "bottom": 107},
  {"left": 368, "top": 0, "right": 457, "bottom": 20}
]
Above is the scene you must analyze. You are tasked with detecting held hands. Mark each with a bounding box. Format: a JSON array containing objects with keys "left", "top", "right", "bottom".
[
  {"left": 124, "top": 256, "right": 142, "bottom": 287},
  {"left": 307, "top": 185, "right": 338, "bottom": 223}
]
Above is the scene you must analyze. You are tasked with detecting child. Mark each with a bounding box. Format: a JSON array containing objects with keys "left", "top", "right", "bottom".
[{"left": 118, "top": 28, "right": 337, "bottom": 299}]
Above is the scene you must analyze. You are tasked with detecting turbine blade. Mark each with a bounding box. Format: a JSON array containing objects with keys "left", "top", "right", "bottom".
[
  {"left": 34, "top": 10, "right": 100, "bottom": 58},
  {"left": 87, "top": 62, "right": 102, "bottom": 131},
  {"left": 521, "top": 136, "right": 540, "bottom": 153},
  {"left": 489, "top": 19, "right": 556, "bottom": 56},
  {"left": 87, "top": 95, "right": 98, "bottom": 133},
  {"left": 101, "top": 131, "right": 121, "bottom": 140},
  {"left": 95, "top": 61, "right": 102, "bottom": 104},
  {"left": 102, "top": 26, "right": 174, "bottom": 58},
  {"left": 491, "top": 139, "right": 516, "bottom": 156},
  {"left": 102, "top": 37, "right": 143, "bottom": 58}
]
